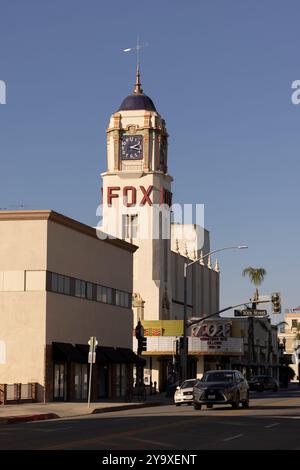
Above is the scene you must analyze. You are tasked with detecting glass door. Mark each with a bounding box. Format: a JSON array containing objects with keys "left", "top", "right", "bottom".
[
  {"left": 74, "top": 364, "right": 88, "bottom": 400},
  {"left": 54, "top": 363, "right": 66, "bottom": 401}
]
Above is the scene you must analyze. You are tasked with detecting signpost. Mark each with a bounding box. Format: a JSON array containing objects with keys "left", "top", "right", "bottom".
[{"left": 87, "top": 336, "right": 98, "bottom": 408}]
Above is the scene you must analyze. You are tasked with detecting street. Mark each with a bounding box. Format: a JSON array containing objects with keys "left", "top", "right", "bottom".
[{"left": 1, "top": 388, "right": 300, "bottom": 450}]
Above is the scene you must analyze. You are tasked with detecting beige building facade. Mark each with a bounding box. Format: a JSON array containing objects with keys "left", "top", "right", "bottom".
[
  {"left": 278, "top": 308, "right": 300, "bottom": 381},
  {"left": 0, "top": 211, "right": 139, "bottom": 402}
]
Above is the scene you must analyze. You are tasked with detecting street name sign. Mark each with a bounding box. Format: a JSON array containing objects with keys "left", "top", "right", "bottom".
[{"left": 234, "top": 309, "right": 268, "bottom": 317}]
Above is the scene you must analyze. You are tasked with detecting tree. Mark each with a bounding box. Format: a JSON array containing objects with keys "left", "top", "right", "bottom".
[
  {"left": 242, "top": 267, "right": 267, "bottom": 301},
  {"left": 242, "top": 267, "right": 267, "bottom": 368}
]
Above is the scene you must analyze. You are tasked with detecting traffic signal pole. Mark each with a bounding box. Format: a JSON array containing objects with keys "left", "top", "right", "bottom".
[{"left": 181, "top": 262, "right": 188, "bottom": 382}]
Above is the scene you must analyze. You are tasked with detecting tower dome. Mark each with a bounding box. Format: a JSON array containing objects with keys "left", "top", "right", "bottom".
[{"left": 118, "top": 66, "right": 157, "bottom": 112}]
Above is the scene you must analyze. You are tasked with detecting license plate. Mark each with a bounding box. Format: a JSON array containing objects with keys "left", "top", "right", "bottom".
[{"left": 208, "top": 394, "right": 215, "bottom": 399}]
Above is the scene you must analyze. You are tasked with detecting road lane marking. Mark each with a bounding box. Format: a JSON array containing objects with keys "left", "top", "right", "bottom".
[
  {"left": 124, "top": 436, "right": 176, "bottom": 448},
  {"left": 264, "top": 423, "right": 280, "bottom": 429},
  {"left": 34, "top": 426, "right": 73, "bottom": 432},
  {"left": 42, "top": 417, "right": 200, "bottom": 450},
  {"left": 222, "top": 434, "right": 244, "bottom": 442}
]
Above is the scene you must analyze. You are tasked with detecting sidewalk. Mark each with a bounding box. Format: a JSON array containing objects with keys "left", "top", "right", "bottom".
[{"left": 0, "top": 394, "right": 172, "bottom": 426}]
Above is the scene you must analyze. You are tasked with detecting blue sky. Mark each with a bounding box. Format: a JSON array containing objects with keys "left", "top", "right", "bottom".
[{"left": 0, "top": 0, "right": 299, "bottom": 316}]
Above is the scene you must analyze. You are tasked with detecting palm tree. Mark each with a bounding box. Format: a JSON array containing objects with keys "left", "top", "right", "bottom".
[
  {"left": 242, "top": 267, "right": 267, "bottom": 301},
  {"left": 242, "top": 267, "right": 267, "bottom": 367}
]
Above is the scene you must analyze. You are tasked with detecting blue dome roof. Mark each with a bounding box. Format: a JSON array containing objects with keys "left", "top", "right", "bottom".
[{"left": 118, "top": 93, "right": 157, "bottom": 112}]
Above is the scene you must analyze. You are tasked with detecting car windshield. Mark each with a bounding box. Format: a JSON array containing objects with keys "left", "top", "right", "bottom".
[
  {"left": 202, "top": 372, "right": 234, "bottom": 383},
  {"left": 251, "top": 376, "right": 264, "bottom": 380},
  {"left": 181, "top": 380, "right": 196, "bottom": 389}
]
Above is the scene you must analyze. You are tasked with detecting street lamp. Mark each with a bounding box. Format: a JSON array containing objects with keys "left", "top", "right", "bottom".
[{"left": 181, "top": 245, "right": 248, "bottom": 382}]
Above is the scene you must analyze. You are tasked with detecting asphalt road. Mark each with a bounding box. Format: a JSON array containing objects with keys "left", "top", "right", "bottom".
[{"left": 1, "top": 388, "right": 300, "bottom": 450}]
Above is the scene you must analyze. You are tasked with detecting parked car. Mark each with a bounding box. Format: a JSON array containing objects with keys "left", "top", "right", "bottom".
[
  {"left": 193, "top": 370, "right": 249, "bottom": 410},
  {"left": 174, "top": 379, "right": 197, "bottom": 406},
  {"left": 248, "top": 375, "right": 279, "bottom": 392}
]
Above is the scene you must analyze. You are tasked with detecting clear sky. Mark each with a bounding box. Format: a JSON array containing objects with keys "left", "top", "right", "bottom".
[{"left": 0, "top": 0, "right": 299, "bottom": 317}]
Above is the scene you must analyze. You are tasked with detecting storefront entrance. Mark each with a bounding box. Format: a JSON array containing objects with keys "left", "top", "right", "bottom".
[
  {"left": 53, "top": 363, "right": 67, "bottom": 401},
  {"left": 74, "top": 363, "right": 88, "bottom": 400},
  {"left": 98, "top": 365, "right": 109, "bottom": 398}
]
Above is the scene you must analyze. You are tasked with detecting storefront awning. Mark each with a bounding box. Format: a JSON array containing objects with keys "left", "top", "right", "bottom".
[
  {"left": 117, "top": 347, "right": 145, "bottom": 365},
  {"left": 101, "top": 346, "right": 127, "bottom": 364},
  {"left": 52, "top": 342, "right": 85, "bottom": 363},
  {"left": 53, "top": 342, "right": 139, "bottom": 365}
]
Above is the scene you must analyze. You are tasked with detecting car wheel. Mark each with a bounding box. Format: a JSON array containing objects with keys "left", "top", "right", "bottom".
[
  {"left": 273, "top": 386, "right": 278, "bottom": 392},
  {"left": 242, "top": 393, "right": 250, "bottom": 408},
  {"left": 175, "top": 403, "right": 181, "bottom": 406},
  {"left": 232, "top": 392, "right": 240, "bottom": 409},
  {"left": 258, "top": 385, "right": 264, "bottom": 392},
  {"left": 194, "top": 403, "right": 202, "bottom": 410},
  {"left": 188, "top": 402, "right": 192, "bottom": 406},
  {"left": 207, "top": 404, "right": 213, "bottom": 409}
]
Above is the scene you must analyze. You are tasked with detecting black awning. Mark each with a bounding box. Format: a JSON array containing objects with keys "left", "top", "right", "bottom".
[
  {"left": 101, "top": 346, "right": 127, "bottom": 364},
  {"left": 117, "top": 347, "right": 145, "bottom": 365},
  {"left": 52, "top": 342, "right": 85, "bottom": 363},
  {"left": 53, "top": 342, "right": 137, "bottom": 365}
]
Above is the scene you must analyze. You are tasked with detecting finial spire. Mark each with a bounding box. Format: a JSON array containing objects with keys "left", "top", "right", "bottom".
[
  {"left": 123, "top": 38, "right": 148, "bottom": 95},
  {"left": 207, "top": 255, "right": 212, "bottom": 269},
  {"left": 133, "top": 64, "right": 143, "bottom": 94},
  {"left": 214, "top": 259, "right": 220, "bottom": 272}
]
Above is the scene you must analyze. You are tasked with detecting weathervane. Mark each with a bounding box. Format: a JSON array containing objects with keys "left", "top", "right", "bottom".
[
  {"left": 123, "top": 37, "right": 148, "bottom": 68},
  {"left": 123, "top": 38, "right": 148, "bottom": 94}
]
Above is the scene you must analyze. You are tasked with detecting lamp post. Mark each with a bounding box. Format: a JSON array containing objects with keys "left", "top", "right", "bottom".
[{"left": 181, "top": 245, "right": 248, "bottom": 382}]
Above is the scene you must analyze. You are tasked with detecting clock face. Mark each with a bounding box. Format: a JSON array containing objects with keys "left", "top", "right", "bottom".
[{"left": 121, "top": 135, "right": 143, "bottom": 160}]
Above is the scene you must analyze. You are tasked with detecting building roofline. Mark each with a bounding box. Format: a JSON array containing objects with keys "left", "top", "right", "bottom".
[{"left": 0, "top": 210, "right": 138, "bottom": 253}]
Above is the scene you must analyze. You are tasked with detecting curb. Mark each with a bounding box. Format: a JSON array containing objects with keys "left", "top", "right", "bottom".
[
  {"left": 1, "top": 413, "right": 59, "bottom": 426},
  {"left": 92, "top": 400, "right": 168, "bottom": 414},
  {"left": 0, "top": 400, "right": 171, "bottom": 426}
]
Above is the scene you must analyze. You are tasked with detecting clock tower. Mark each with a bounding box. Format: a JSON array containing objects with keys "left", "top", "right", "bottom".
[{"left": 101, "top": 67, "right": 173, "bottom": 322}]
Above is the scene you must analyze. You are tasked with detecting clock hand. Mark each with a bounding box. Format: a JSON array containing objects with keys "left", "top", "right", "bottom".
[{"left": 130, "top": 144, "right": 141, "bottom": 149}]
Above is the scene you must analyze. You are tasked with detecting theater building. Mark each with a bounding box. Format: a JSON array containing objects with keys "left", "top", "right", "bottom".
[
  {"left": 100, "top": 68, "right": 223, "bottom": 386},
  {"left": 0, "top": 210, "right": 139, "bottom": 402}
]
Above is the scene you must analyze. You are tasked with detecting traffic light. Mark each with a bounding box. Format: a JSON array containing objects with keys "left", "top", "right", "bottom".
[
  {"left": 137, "top": 336, "right": 147, "bottom": 355},
  {"left": 176, "top": 337, "right": 187, "bottom": 355},
  {"left": 135, "top": 320, "right": 144, "bottom": 339},
  {"left": 271, "top": 292, "right": 281, "bottom": 314}
]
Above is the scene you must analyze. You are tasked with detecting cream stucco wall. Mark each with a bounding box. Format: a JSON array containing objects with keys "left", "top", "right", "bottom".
[
  {"left": 47, "top": 219, "right": 133, "bottom": 292},
  {"left": 171, "top": 251, "right": 219, "bottom": 319},
  {"left": 46, "top": 294, "right": 132, "bottom": 348},
  {"left": 0, "top": 219, "right": 48, "bottom": 270},
  {"left": 0, "top": 212, "right": 136, "bottom": 399},
  {"left": 45, "top": 218, "right": 134, "bottom": 348},
  {"left": 0, "top": 292, "right": 46, "bottom": 391}
]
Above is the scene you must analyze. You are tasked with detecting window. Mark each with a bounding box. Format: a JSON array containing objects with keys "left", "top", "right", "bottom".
[
  {"left": 51, "top": 273, "right": 70, "bottom": 295},
  {"left": 292, "top": 320, "right": 298, "bottom": 329},
  {"left": 86, "top": 282, "right": 94, "bottom": 301},
  {"left": 51, "top": 273, "right": 58, "bottom": 292},
  {"left": 123, "top": 214, "right": 138, "bottom": 240},
  {"left": 75, "top": 279, "right": 86, "bottom": 298},
  {"left": 116, "top": 290, "right": 130, "bottom": 308},
  {"left": 97, "top": 286, "right": 113, "bottom": 304},
  {"left": 48, "top": 272, "right": 130, "bottom": 308}
]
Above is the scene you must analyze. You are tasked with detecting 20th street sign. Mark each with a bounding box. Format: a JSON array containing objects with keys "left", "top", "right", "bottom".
[{"left": 234, "top": 309, "right": 268, "bottom": 317}]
